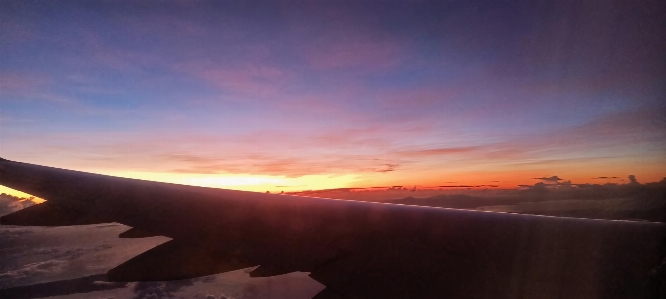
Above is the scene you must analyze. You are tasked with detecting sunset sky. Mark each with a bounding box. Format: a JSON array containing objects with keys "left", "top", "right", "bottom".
[{"left": 1, "top": 1, "right": 665, "bottom": 195}]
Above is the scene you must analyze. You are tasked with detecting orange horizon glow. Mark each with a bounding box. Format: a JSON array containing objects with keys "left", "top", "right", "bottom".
[{"left": 1, "top": 165, "right": 663, "bottom": 201}]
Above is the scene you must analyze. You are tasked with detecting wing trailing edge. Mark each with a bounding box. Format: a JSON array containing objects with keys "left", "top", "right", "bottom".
[
  {"left": 249, "top": 264, "right": 296, "bottom": 277},
  {"left": 107, "top": 240, "right": 256, "bottom": 282}
]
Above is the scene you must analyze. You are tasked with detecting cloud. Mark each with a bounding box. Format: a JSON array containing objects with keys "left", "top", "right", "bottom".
[
  {"left": 55, "top": 244, "right": 114, "bottom": 261},
  {"left": 0, "top": 260, "right": 68, "bottom": 280},
  {"left": 373, "top": 87, "right": 462, "bottom": 113},
  {"left": 183, "top": 64, "right": 292, "bottom": 97},
  {"left": 3, "top": 107, "right": 663, "bottom": 187},
  {"left": 0, "top": 274, "right": 126, "bottom": 299},
  {"left": 533, "top": 176, "right": 564, "bottom": 182},
  {"left": 304, "top": 38, "right": 405, "bottom": 71},
  {"left": 168, "top": 156, "right": 401, "bottom": 178},
  {"left": 0, "top": 193, "right": 38, "bottom": 216},
  {"left": 193, "top": 293, "right": 233, "bottom": 299},
  {"left": 0, "top": 73, "right": 51, "bottom": 92},
  {"left": 535, "top": 108, "right": 666, "bottom": 151},
  {"left": 628, "top": 175, "right": 638, "bottom": 184},
  {"left": 448, "top": 107, "right": 666, "bottom": 169},
  {"left": 0, "top": 73, "right": 73, "bottom": 104},
  {"left": 283, "top": 3, "right": 409, "bottom": 72},
  {"left": 438, "top": 185, "right": 476, "bottom": 188},
  {"left": 396, "top": 146, "right": 479, "bottom": 157},
  {"left": 130, "top": 275, "right": 216, "bottom": 299},
  {"left": 373, "top": 164, "right": 399, "bottom": 173}
]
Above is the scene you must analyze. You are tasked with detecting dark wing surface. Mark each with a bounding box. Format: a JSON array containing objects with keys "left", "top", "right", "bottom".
[{"left": 1, "top": 158, "right": 664, "bottom": 299}]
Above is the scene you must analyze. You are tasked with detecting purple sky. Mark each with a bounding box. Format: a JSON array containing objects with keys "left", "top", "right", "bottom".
[{"left": 1, "top": 0, "right": 665, "bottom": 192}]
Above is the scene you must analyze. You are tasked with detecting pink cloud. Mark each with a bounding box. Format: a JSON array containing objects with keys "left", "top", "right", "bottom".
[
  {"left": 469, "top": 108, "right": 665, "bottom": 164},
  {"left": 0, "top": 72, "right": 74, "bottom": 104},
  {"left": 284, "top": 6, "right": 409, "bottom": 71},
  {"left": 0, "top": 73, "right": 51, "bottom": 92},
  {"left": 176, "top": 61, "right": 293, "bottom": 97},
  {"left": 541, "top": 108, "right": 666, "bottom": 147},
  {"left": 375, "top": 86, "right": 461, "bottom": 111},
  {"left": 1, "top": 12, "right": 36, "bottom": 45},
  {"left": 396, "top": 146, "right": 480, "bottom": 157},
  {"left": 7, "top": 108, "right": 660, "bottom": 179},
  {"left": 227, "top": 123, "right": 422, "bottom": 153},
  {"left": 49, "top": 30, "right": 160, "bottom": 73},
  {"left": 1, "top": 122, "right": 424, "bottom": 177},
  {"left": 199, "top": 67, "right": 287, "bottom": 94},
  {"left": 305, "top": 38, "right": 406, "bottom": 71}
]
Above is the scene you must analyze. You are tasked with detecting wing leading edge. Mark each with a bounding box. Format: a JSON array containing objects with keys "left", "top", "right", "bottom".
[{"left": 0, "top": 158, "right": 664, "bottom": 299}]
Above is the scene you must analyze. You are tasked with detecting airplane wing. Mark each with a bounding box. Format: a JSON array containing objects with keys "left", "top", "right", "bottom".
[{"left": 0, "top": 157, "right": 664, "bottom": 299}]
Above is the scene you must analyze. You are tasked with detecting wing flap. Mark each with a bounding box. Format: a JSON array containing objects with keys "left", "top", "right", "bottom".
[
  {"left": 118, "top": 227, "right": 160, "bottom": 238},
  {"left": 249, "top": 264, "right": 295, "bottom": 277},
  {"left": 107, "top": 240, "right": 257, "bottom": 282}
]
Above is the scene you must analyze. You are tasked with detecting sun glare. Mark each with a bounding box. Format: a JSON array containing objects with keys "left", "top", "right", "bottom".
[
  {"left": 107, "top": 171, "right": 360, "bottom": 193},
  {"left": 0, "top": 185, "right": 46, "bottom": 203}
]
